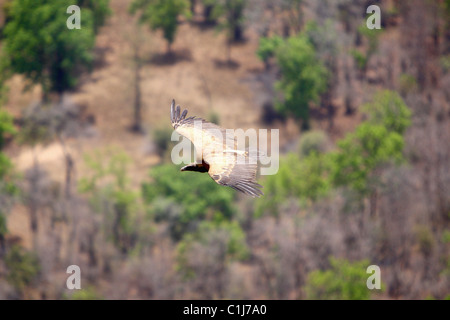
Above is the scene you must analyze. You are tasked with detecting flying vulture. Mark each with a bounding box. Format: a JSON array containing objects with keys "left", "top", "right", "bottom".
[{"left": 170, "top": 100, "right": 263, "bottom": 197}]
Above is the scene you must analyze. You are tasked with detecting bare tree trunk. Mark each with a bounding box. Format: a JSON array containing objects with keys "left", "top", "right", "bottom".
[
  {"left": 132, "top": 47, "right": 143, "bottom": 133},
  {"left": 203, "top": 4, "right": 215, "bottom": 24},
  {"left": 190, "top": 0, "right": 196, "bottom": 16},
  {"left": 58, "top": 135, "right": 74, "bottom": 200},
  {"left": 226, "top": 39, "right": 232, "bottom": 64},
  {"left": 0, "top": 229, "right": 5, "bottom": 257},
  {"left": 369, "top": 190, "right": 378, "bottom": 217},
  {"left": 167, "top": 41, "right": 172, "bottom": 56},
  {"left": 29, "top": 147, "right": 40, "bottom": 249}
]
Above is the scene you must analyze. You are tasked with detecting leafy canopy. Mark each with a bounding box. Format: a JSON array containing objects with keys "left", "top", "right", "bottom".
[
  {"left": 256, "top": 35, "right": 283, "bottom": 67},
  {"left": 76, "top": 0, "right": 111, "bottom": 34},
  {"left": 270, "top": 34, "right": 328, "bottom": 129},
  {"left": 212, "top": 0, "right": 247, "bottom": 41},
  {"left": 330, "top": 90, "right": 411, "bottom": 195},
  {"left": 305, "top": 257, "right": 378, "bottom": 300},
  {"left": 362, "top": 90, "right": 412, "bottom": 135},
  {"left": 129, "top": 0, "right": 191, "bottom": 50},
  {"left": 330, "top": 123, "right": 405, "bottom": 195},
  {"left": 142, "top": 163, "right": 236, "bottom": 240},
  {"left": 2, "top": 0, "right": 95, "bottom": 95},
  {"left": 0, "top": 106, "right": 18, "bottom": 220},
  {"left": 255, "top": 90, "right": 412, "bottom": 217},
  {"left": 5, "top": 245, "right": 40, "bottom": 292},
  {"left": 255, "top": 151, "right": 331, "bottom": 218}
]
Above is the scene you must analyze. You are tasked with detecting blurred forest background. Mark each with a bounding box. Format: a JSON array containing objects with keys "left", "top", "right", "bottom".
[{"left": 0, "top": 0, "right": 449, "bottom": 300}]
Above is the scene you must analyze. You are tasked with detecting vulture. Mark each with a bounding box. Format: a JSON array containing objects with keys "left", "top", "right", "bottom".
[{"left": 170, "top": 99, "right": 263, "bottom": 197}]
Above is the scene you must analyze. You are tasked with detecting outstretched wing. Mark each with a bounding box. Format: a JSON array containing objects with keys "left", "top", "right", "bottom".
[
  {"left": 170, "top": 99, "right": 194, "bottom": 130},
  {"left": 170, "top": 99, "right": 233, "bottom": 157},
  {"left": 208, "top": 154, "right": 264, "bottom": 197},
  {"left": 170, "top": 99, "right": 264, "bottom": 197}
]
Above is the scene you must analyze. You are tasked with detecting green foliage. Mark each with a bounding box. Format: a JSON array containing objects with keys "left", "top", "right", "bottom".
[
  {"left": 442, "top": 229, "right": 450, "bottom": 244},
  {"left": 69, "top": 286, "right": 103, "bottom": 300},
  {"left": 176, "top": 216, "right": 248, "bottom": 279},
  {"left": 357, "top": 23, "right": 382, "bottom": 55},
  {"left": 129, "top": 0, "right": 191, "bottom": 50},
  {"left": 212, "top": 0, "right": 247, "bottom": 42},
  {"left": 330, "top": 90, "right": 411, "bottom": 195},
  {"left": 362, "top": 90, "right": 412, "bottom": 135},
  {"left": 0, "top": 109, "right": 15, "bottom": 150},
  {"left": 256, "top": 35, "right": 283, "bottom": 67},
  {"left": 0, "top": 50, "right": 12, "bottom": 106},
  {"left": 0, "top": 212, "right": 7, "bottom": 237},
  {"left": 0, "top": 152, "right": 15, "bottom": 189},
  {"left": 305, "top": 257, "right": 373, "bottom": 300},
  {"left": 274, "top": 34, "right": 328, "bottom": 129},
  {"left": 350, "top": 48, "right": 368, "bottom": 71},
  {"left": 142, "top": 163, "right": 235, "bottom": 240},
  {"left": 3, "top": 0, "right": 95, "bottom": 95},
  {"left": 440, "top": 55, "right": 450, "bottom": 73},
  {"left": 256, "top": 151, "right": 331, "bottom": 217},
  {"left": 5, "top": 245, "right": 40, "bottom": 292},
  {"left": 76, "top": 0, "right": 111, "bottom": 33},
  {"left": 257, "top": 90, "right": 411, "bottom": 216},
  {"left": 330, "top": 123, "right": 405, "bottom": 195},
  {"left": 445, "top": 0, "right": 450, "bottom": 13},
  {"left": 351, "top": 24, "right": 382, "bottom": 73},
  {"left": 0, "top": 107, "right": 18, "bottom": 202}
]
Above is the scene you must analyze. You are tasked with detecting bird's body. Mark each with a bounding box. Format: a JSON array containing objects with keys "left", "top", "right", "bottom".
[{"left": 170, "top": 100, "right": 263, "bottom": 197}]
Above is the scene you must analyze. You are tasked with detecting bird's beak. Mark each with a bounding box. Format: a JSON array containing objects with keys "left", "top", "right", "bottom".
[{"left": 180, "top": 165, "right": 188, "bottom": 171}]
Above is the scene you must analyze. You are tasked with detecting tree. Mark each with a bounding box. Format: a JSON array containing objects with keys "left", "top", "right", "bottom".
[
  {"left": 142, "top": 163, "right": 235, "bottom": 241},
  {"left": 129, "top": 0, "right": 191, "bottom": 54},
  {"left": 305, "top": 20, "right": 339, "bottom": 129},
  {"left": 4, "top": 245, "right": 40, "bottom": 298},
  {"left": 331, "top": 90, "right": 411, "bottom": 195},
  {"left": 256, "top": 35, "right": 283, "bottom": 70},
  {"left": 351, "top": 24, "right": 382, "bottom": 76},
  {"left": 255, "top": 90, "right": 411, "bottom": 218},
  {"left": 0, "top": 105, "right": 17, "bottom": 255},
  {"left": 127, "top": 24, "right": 146, "bottom": 133},
  {"left": 274, "top": 34, "right": 328, "bottom": 129},
  {"left": 212, "top": 0, "right": 247, "bottom": 62},
  {"left": 2, "top": 0, "right": 96, "bottom": 100},
  {"left": 255, "top": 151, "right": 331, "bottom": 218},
  {"left": 362, "top": 90, "right": 412, "bottom": 135},
  {"left": 216, "top": 0, "right": 246, "bottom": 42},
  {"left": 76, "top": 0, "right": 111, "bottom": 34},
  {"left": 305, "top": 257, "right": 376, "bottom": 300},
  {"left": 201, "top": 0, "right": 219, "bottom": 25},
  {"left": 330, "top": 123, "right": 405, "bottom": 196},
  {"left": 329, "top": 90, "right": 411, "bottom": 215},
  {"left": 0, "top": 108, "right": 14, "bottom": 152}
]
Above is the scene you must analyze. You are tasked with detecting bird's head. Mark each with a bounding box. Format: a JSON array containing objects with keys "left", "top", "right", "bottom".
[{"left": 180, "top": 163, "right": 208, "bottom": 173}]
